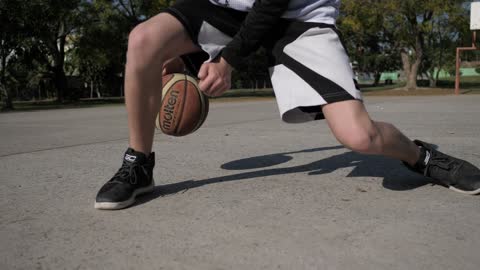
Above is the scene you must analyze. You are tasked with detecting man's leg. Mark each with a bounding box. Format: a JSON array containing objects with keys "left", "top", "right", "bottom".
[
  {"left": 322, "top": 100, "right": 420, "bottom": 165},
  {"left": 95, "top": 13, "right": 200, "bottom": 210},
  {"left": 322, "top": 100, "right": 480, "bottom": 195},
  {"left": 125, "top": 13, "right": 200, "bottom": 154}
]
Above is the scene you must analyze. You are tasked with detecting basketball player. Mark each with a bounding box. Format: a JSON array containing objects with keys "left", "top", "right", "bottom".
[{"left": 95, "top": 0, "right": 480, "bottom": 210}]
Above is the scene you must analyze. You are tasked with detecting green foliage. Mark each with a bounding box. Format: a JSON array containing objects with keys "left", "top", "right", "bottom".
[
  {"left": 232, "top": 48, "right": 270, "bottom": 89},
  {"left": 339, "top": 0, "right": 470, "bottom": 89},
  {"left": 70, "top": 0, "right": 175, "bottom": 96},
  {"left": 0, "top": 0, "right": 28, "bottom": 108},
  {"left": 0, "top": 0, "right": 90, "bottom": 102},
  {"left": 2, "top": 0, "right": 474, "bottom": 103},
  {"left": 338, "top": 0, "right": 400, "bottom": 85},
  {"left": 1, "top": 0, "right": 176, "bottom": 103}
]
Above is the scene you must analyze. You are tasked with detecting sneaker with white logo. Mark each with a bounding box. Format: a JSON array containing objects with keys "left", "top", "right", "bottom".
[
  {"left": 405, "top": 140, "right": 480, "bottom": 195},
  {"left": 95, "top": 148, "right": 155, "bottom": 210}
]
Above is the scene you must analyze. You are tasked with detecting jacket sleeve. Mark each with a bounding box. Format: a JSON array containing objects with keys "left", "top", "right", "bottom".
[{"left": 221, "top": 0, "right": 290, "bottom": 69}]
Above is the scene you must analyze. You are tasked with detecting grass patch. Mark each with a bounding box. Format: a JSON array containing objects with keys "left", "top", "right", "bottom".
[
  {"left": 363, "top": 88, "right": 478, "bottom": 96},
  {"left": 435, "top": 76, "right": 480, "bottom": 90},
  {"left": 361, "top": 83, "right": 405, "bottom": 92},
  {"left": 214, "top": 88, "right": 275, "bottom": 98},
  {"left": 3, "top": 77, "right": 479, "bottom": 112},
  {"left": 361, "top": 76, "right": 480, "bottom": 96},
  {"left": 7, "top": 98, "right": 124, "bottom": 112}
]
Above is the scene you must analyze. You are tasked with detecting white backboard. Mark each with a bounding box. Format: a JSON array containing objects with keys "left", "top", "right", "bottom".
[{"left": 472, "top": 2, "right": 480, "bottom": 30}]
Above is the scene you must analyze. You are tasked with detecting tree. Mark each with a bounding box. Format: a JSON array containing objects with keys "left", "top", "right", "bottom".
[
  {"left": 391, "top": 0, "right": 468, "bottom": 90},
  {"left": 0, "top": 0, "right": 26, "bottom": 109},
  {"left": 71, "top": 0, "right": 174, "bottom": 98},
  {"left": 233, "top": 49, "right": 270, "bottom": 89},
  {"left": 340, "top": 0, "right": 468, "bottom": 90},
  {"left": 2, "top": 0, "right": 178, "bottom": 106},
  {"left": 71, "top": 1, "right": 126, "bottom": 98},
  {"left": 339, "top": 2, "right": 400, "bottom": 86},
  {"left": 22, "top": 0, "right": 92, "bottom": 102},
  {"left": 421, "top": 3, "right": 469, "bottom": 87}
]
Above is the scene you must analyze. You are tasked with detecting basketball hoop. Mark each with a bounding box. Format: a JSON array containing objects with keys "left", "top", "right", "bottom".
[{"left": 455, "top": 2, "right": 480, "bottom": 95}]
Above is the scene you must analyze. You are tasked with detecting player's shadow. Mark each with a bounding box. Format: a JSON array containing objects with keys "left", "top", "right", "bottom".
[{"left": 134, "top": 145, "right": 430, "bottom": 207}]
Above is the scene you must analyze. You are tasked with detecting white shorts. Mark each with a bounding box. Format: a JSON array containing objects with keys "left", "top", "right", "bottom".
[{"left": 163, "top": 0, "right": 362, "bottom": 123}]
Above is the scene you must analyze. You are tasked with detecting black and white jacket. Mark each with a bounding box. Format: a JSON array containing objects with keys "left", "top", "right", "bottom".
[{"left": 212, "top": 0, "right": 340, "bottom": 68}]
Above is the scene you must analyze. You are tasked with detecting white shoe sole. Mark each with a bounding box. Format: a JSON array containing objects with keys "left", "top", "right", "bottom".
[
  {"left": 449, "top": 185, "right": 480, "bottom": 195},
  {"left": 94, "top": 181, "right": 155, "bottom": 210}
]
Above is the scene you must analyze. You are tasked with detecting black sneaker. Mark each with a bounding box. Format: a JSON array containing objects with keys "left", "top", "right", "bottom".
[
  {"left": 404, "top": 140, "right": 480, "bottom": 195},
  {"left": 95, "top": 148, "right": 155, "bottom": 210}
]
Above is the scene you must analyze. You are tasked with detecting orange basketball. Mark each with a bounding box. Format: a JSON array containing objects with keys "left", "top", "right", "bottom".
[{"left": 156, "top": 73, "right": 209, "bottom": 136}]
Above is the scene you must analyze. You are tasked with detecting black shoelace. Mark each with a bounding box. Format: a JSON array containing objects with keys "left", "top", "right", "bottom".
[{"left": 111, "top": 161, "right": 140, "bottom": 185}]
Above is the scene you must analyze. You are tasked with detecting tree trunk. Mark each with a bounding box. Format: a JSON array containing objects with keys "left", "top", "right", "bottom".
[
  {"left": 96, "top": 84, "right": 101, "bottom": 98},
  {"left": 53, "top": 65, "right": 67, "bottom": 102},
  {"left": 426, "top": 69, "right": 438, "bottom": 88},
  {"left": 120, "top": 71, "right": 124, "bottom": 97},
  {"left": 401, "top": 51, "right": 413, "bottom": 90},
  {"left": 373, "top": 72, "right": 381, "bottom": 86},
  {"left": 428, "top": 73, "right": 437, "bottom": 88},
  {"left": 401, "top": 33, "right": 424, "bottom": 91},
  {"left": 0, "top": 53, "right": 14, "bottom": 110},
  {"left": 0, "top": 86, "right": 14, "bottom": 110},
  {"left": 53, "top": 23, "right": 67, "bottom": 102},
  {"left": 433, "top": 44, "right": 445, "bottom": 89},
  {"left": 401, "top": 52, "right": 422, "bottom": 90},
  {"left": 406, "top": 66, "right": 419, "bottom": 90},
  {"left": 434, "top": 68, "right": 441, "bottom": 87}
]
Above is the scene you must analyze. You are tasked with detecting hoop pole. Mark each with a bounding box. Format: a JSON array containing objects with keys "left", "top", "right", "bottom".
[{"left": 455, "top": 48, "right": 461, "bottom": 95}]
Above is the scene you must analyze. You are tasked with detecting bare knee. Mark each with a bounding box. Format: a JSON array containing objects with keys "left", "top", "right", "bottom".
[
  {"left": 323, "top": 101, "right": 384, "bottom": 154},
  {"left": 128, "top": 24, "right": 157, "bottom": 59},
  {"left": 128, "top": 24, "right": 148, "bottom": 52},
  {"left": 334, "top": 123, "right": 381, "bottom": 154},
  {"left": 127, "top": 23, "right": 171, "bottom": 69}
]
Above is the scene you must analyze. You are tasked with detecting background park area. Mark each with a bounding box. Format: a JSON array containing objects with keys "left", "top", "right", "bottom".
[{"left": 1, "top": 0, "right": 480, "bottom": 111}]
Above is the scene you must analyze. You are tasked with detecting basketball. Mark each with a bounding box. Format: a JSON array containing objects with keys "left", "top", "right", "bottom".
[{"left": 156, "top": 73, "right": 209, "bottom": 136}]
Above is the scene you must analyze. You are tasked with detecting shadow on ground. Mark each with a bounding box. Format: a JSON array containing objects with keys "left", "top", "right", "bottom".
[{"left": 134, "top": 146, "right": 430, "bottom": 208}]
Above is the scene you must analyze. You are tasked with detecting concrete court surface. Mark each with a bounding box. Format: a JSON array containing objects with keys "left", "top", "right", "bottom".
[{"left": 1, "top": 95, "right": 480, "bottom": 270}]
